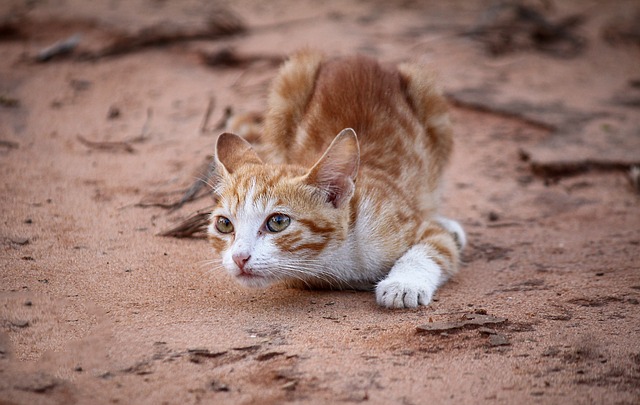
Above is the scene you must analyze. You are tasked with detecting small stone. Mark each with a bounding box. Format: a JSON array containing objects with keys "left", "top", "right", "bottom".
[
  {"left": 14, "top": 372, "right": 61, "bottom": 393},
  {"left": 488, "top": 334, "right": 510, "bottom": 347},
  {"left": 11, "top": 320, "right": 30, "bottom": 328},
  {"left": 281, "top": 381, "right": 297, "bottom": 391},
  {"left": 210, "top": 381, "right": 229, "bottom": 392},
  {"left": 11, "top": 237, "right": 29, "bottom": 245},
  {"left": 107, "top": 106, "right": 121, "bottom": 119}
]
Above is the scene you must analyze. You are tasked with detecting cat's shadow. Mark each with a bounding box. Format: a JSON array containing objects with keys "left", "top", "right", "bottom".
[{"left": 221, "top": 285, "right": 376, "bottom": 313}]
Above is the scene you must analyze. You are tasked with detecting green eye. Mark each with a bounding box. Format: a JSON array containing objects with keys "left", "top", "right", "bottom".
[
  {"left": 215, "top": 216, "right": 234, "bottom": 234},
  {"left": 266, "top": 214, "right": 291, "bottom": 233}
]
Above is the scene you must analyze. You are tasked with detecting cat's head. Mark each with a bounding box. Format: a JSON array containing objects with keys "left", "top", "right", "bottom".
[{"left": 207, "top": 129, "right": 359, "bottom": 288}]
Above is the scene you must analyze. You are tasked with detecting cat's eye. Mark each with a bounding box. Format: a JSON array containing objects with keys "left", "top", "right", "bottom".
[
  {"left": 266, "top": 214, "right": 291, "bottom": 233},
  {"left": 215, "top": 216, "right": 234, "bottom": 234}
]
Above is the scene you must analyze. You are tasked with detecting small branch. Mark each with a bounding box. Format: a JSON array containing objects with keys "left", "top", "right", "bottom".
[
  {"left": 89, "top": 9, "right": 246, "bottom": 59},
  {"left": 77, "top": 135, "right": 136, "bottom": 153},
  {"left": 200, "top": 96, "right": 216, "bottom": 134},
  {"left": 213, "top": 106, "right": 233, "bottom": 132},
  {"left": 170, "top": 159, "right": 218, "bottom": 212},
  {"left": 159, "top": 208, "right": 213, "bottom": 239},
  {"left": 445, "top": 92, "right": 555, "bottom": 131},
  {"left": 200, "top": 48, "right": 284, "bottom": 69},
  {"left": 629, "top": 166, "right": 640, "bottom": 194},
  {"left": 35, "top": 33, "right": 82, "bottom": 62},
  {"left": 131, "top": 107, "right": 154, "bottom": 142},
  {"left": 521, "top": 151, "right": 640, "bottom": 179}
]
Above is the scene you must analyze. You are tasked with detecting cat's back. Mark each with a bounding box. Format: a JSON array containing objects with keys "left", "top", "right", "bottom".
[{"left": 263, "top": 51, "right": 452, "bottom": 188}]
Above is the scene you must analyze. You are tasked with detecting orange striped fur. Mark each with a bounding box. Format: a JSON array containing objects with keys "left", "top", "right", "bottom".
[{"left": 207, "top": 51, "right": 465, "bottom": 308}]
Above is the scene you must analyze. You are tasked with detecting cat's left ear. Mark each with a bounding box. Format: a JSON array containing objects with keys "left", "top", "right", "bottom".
[
  {"left": 215, "top": 133, "right": 263, "bottom": 175},
  {"left": 305, "top": 128, "right": 360, "bottom": 208}
]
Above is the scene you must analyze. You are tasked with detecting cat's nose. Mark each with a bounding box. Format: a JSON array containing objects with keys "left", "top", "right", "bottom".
[{"left": 232, "top": 252, "right": 251, "bottom": 270}]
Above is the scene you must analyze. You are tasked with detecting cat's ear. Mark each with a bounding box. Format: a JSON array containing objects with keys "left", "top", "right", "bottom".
[
  {"left": 215, "top": 133, "right": 263, "bottom": 175},
  {"left": 305, "top": 128, "right": 360, "bottom": 208}
]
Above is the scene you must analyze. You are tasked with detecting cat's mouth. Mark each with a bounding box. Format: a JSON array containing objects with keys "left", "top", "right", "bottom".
[
  {"left": 234, "top": 268, "right": 274, "bottom": 288},
  {"left": 237, "top": 269, "right": 261, "bottom": 279}
]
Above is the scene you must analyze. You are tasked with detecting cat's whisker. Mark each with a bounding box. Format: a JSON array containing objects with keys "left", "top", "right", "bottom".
[
  {"left": 276, "top": 263, "right": 348, "bottom": 288},
  {"left": 198, "top": 258, "right": 226, "bottom": 273}
]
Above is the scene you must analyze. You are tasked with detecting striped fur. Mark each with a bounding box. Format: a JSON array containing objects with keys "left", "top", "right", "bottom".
[{"left": 207, "top": 51, "right": 465, "bottom": 308}]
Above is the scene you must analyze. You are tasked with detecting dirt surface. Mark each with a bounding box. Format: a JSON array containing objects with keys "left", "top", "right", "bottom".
[{"left": 1, "top": 1, "right": 639, "bottom": 404}]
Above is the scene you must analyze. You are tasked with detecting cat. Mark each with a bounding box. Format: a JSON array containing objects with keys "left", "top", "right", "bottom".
[{"left": 207, "top": 50, "right": 466, "bottom": 309}]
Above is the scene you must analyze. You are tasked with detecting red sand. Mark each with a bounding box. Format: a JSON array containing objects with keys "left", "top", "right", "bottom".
[{"left": 1, "top": 1, "right": 639, "bottom": 404}]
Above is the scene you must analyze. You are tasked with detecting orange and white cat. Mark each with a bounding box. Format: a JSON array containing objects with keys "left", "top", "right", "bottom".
[{"left": 207, "top": 51, "right": 465, "bottom": 309}]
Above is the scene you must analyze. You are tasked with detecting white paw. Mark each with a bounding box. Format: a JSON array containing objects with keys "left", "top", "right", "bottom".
[
  {"left": 375, "top": 278, "right": 434, "bottom": 309},
  {"left": 375, "top": 245, "right": 443, "bottom": 309}
]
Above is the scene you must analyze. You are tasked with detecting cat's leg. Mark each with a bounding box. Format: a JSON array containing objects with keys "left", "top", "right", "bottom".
[
  {"left": 375, "top": 220, "right": 464, "bottom": 309},
  {"left": 434, "top": 216, "right": 467, "bottom": 251}
]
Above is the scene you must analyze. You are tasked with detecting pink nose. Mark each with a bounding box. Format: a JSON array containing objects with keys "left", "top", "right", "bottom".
[{"left": 232, "top": 252, "right": 251, "bottom": 270}]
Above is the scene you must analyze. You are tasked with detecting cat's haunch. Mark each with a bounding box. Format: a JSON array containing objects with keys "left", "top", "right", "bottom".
[{"left": 207, "top": 51, "right": 465, "bottom": 309}]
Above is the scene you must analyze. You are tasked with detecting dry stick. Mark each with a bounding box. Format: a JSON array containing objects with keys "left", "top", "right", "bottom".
[
  {"left": 36, "top": 33, "right": 82, "bottom": 62},
  {"left": 170, "top": 159, "right": 218, "bottom": 212},
  {"left": 78, "top": 108, "right": 152, "bottom": 153},
  {"left": 529, "top": 158, "right": 640, "bottom": 179},
  {"left": 200, "top": 96, "right": 216, "bottom": 134},
  {"left": 213, "top": 106, "right": 233, "bottom": 131},
  {"left": 136, "top": 107, "right": 153, "bottom": 141},
  {"left": 445, "top": 92, "right": 555, "bottom": 131},
  {"left": 77, "top": 135, "right": 136, "bottom": 153},
  {"left": 200, "top": 48, "right": 284, "bottom": 69},
  {"left": 0, "top": 140, "right": 19, "bottom": 150},
  {"left": 159, "top": 207, "right": 214, "bottom": 238},
  {"left": 90, "top": 10, "right": 246, "bottom": 59},
  {"left": 629, "top": 166, "right": 640, "bottom": 193},
  {"left": 135, "top": 200, "right": 183, "bottom": 209}
]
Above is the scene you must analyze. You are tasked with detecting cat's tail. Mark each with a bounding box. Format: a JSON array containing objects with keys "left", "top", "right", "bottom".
[
  {"left": 263, "top": 49, "right": 324, "bottom": 162},
  {"left": 398, "top": 64, "right": 453, "bottom": 182}
]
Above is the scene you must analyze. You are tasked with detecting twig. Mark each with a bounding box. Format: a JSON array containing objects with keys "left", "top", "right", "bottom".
[
  {"left": 213, "top": 106, "right": 233, "bottom": 131},
  {"left": 88, "top": 9, "right": 246, "bottom": 59},
  {"left": 200, "top": 48, "right": 284, "bottom": 69},
  {"left": 36, "top": 34, "right": 82, "bottom": 62},
  {"left": 77, "top": 135, "right": 136, "bottom": 153},
  {"left": 0, "top": 95, "right": 20, "bottom": 108},
  {"left": 526, "top": 156, "right": 640, "bottom": 179},
  {"left": 159, "top": 207, "right": 213, "bottom": 238},
  {"left": 77, "top": 109, "right": 151, "bottom": 153},
  {"left": 136, "top": 107, "right": 153, "bottom": 141},
  {"left": 629, "top": 166, "right": 640, "bottom": 194},
  {"left": 200, "top": 96, "right": 216, "bottom": 134},
  {"left": 445, "top": 92, "right": 555, "bottom": 131},
  {"left": 170, "top": 158, "right": 218, "bottom": 211},
  {"left": 0, "top": 140, "right": 19, "bottom": 151}
]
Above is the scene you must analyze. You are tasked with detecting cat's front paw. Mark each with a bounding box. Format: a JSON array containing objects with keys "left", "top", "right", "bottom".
[{"left": 375, "top": 278, "right": 434, "bottom": 309}]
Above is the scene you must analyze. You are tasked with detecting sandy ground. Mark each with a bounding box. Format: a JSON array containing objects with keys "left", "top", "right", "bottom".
[{"left": 1, "top": 1, "right": 639, "bottom": 404}]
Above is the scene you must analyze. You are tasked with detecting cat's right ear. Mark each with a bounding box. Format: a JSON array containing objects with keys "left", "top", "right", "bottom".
[{"left": 215, "top": 133, "right": 263, "bottom": 175}]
